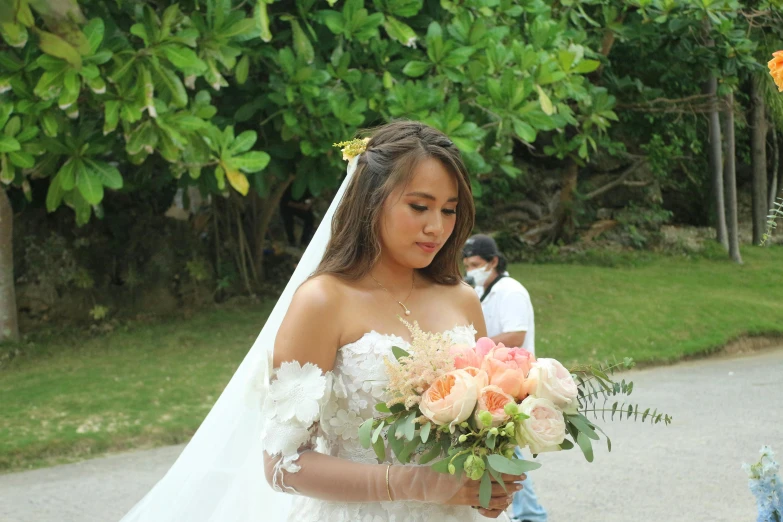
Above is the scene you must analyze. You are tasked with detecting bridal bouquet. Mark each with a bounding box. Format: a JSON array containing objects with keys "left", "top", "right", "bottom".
[{"left": 359, "top": 320, "right": 671, "bottom": 509}]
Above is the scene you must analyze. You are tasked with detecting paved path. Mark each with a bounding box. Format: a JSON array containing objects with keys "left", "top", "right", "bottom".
[{"left": 2, "top": 348, "right": 782, "bottom": 522}]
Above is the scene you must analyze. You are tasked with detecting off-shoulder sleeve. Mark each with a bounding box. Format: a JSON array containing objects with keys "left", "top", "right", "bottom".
[{"left": 261, "top": 361, "right": 336, "bottom": 492}]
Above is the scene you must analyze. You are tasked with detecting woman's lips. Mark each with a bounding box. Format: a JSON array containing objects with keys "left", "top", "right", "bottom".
[{"left": 417, "top": 242, "right": 439, "bottom": 253}]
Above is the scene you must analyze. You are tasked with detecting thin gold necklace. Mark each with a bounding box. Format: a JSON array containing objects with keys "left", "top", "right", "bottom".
[{"left": 370, "top": 272, "right": 415, "bottom": 316}]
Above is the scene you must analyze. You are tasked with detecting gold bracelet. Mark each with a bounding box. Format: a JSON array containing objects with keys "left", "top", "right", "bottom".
[{"left": 385, "top": 464, "right": 393, "bottom": 502}]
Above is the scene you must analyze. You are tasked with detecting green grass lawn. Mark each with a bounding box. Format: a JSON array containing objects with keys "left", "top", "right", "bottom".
[{"left": 1, "top": 247, "right": 781, "bottom": 473}]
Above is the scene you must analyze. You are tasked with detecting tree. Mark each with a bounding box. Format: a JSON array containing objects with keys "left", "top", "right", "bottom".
[
  {"left": 0, "top": 0, "right": 625, "bottom": 339},
  {"left": 724, "top": 90, "right": 743, "bottom": 264},
  {"left": 750, "top": 72, "right": 769, "bottom": 245},
  {"left": 0, "top": 188, "right": 17, "bottom": 341},
  {"left": 705, "top": 28, "right": 728, "bottom": 250},
  {"left": 0, "top": 0, "right": 273, "bottom": 340}
]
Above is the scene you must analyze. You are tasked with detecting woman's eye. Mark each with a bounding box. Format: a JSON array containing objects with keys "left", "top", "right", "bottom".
[
  {"left": 442, "top": 209, "right": 457, "bottom": 216},
  {"left": 410, "top": 204, "right": 427, "bottom": 212}
]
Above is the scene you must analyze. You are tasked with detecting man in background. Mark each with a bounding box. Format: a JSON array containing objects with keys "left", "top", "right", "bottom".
[
  {"left": 462, "top": 234, "right": 546, "bottom": 522},
  {"left": 279, "top": 184, "right": 315, "bottom": 250}
]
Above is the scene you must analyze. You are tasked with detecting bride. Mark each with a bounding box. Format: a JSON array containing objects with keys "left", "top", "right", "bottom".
[{"left": 120, "top": 121, "right": 525, "bottom": 522}]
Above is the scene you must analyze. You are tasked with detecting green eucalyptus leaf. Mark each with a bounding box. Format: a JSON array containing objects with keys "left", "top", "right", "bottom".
[
  {"left": 479, "top": 471, "right": 491, "bottom": 508},
  {"left": 371, "top": 422, "right": 384, "bottom": 443},
  {"left": 486, "top": 454, "right": 542, "bottom": 475},
  {"left": 358, "top": 418, "right": 374, "bottom": 449},
  {"left": 372, "top": 432, "right": 386, "bottom": 461},
  {"left": 420, "top": 422, "right": 431, "bottom": 443},
  {"left": 391, "top": 346, "right": 410, "bottom": 361},
  {"left": 577, "top": 431, "right": 594, "bottom": 462}
]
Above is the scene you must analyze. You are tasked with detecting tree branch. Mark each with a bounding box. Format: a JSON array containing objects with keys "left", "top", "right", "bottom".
[
  {"left": 584, "top": 159, "right": 647, "bottom": 200},
  {"left": 616, "top": 94, "right": 730, "bottom": 114}
]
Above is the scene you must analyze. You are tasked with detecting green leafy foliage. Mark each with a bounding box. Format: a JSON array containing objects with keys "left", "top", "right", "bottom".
[{"left": 0, "top": 0, "right": 639, "bottom": 228}]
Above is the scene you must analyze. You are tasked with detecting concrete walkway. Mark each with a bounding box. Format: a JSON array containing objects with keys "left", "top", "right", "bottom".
[{"left": 2, "top": 348, "right": 782, "bottom": 522}]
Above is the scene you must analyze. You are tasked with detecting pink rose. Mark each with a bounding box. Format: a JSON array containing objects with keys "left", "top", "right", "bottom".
[
  {"left": 515, "top": 396, "right": 566, "bottom": 454},
  {"left": 419, "top": 369, "right": 479, "bottom": 431},
  {"left": 474, "top": 385, "right": 514, "bottom": 428},
  {"left": 451, "top": 337, "right": 495, "bottom": 370},
  {"left": 525, "top": 358, "right": 578, "bottom": 412},
  {"left": 481, "top": 345, "right": 536, "bottom": 400}
]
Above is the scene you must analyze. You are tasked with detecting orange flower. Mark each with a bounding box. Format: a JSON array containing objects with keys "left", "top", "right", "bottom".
[
  {"left": 474, "top": 385, "right": 515, "bottom": 428},
  {"left": 419, "top": 369, "right": 479, "bottom": 431},
  {"left": 768, "top": 51, "right": 783, "bottom": 92}
]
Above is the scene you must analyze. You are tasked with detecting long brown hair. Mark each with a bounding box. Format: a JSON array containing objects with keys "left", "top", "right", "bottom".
[{"left": 313, "top": 120, "right": 475, "bottom": 285}]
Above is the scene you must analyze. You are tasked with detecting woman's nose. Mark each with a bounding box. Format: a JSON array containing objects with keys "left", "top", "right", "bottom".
[{"left": 424, "top": 213, "right": 443, "bottom": 236}]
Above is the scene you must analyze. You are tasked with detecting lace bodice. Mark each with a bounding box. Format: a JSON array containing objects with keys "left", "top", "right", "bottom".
[
  {"left": 263, "top": 325, "right": 491, "bottom": 521},
  {"left": 323, "top": 325, "right": 478, "bottom": 465}
]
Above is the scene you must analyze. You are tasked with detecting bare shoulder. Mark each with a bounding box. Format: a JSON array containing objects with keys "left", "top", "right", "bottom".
[
  {"left": 434, "top": 280, "right": 487, "bottom": 337},
  {"left": 292, "top": 273, "right": 346, "bottom": 307},
  {"left": 437, "top": 280, "right": 480, "bottom": 306},
  {"left": 273, "top": 273, "right": 348, "bottom": 370}
]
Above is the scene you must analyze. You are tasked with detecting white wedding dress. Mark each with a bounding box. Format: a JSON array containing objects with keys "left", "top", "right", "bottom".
[
  {"left": 276, "top": 325, "right": 490, "bottom": 522},
  {"left": 120, "top": 155, "right": 494, "bottom": 522}
]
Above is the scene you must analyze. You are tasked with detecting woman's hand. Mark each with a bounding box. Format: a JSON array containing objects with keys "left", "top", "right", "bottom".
[
  {"left": 389, "top": 463, "right": 525, "bottom": 513},
  {"left": 444, "top": 473, "right": 525, "bottom": 512}
]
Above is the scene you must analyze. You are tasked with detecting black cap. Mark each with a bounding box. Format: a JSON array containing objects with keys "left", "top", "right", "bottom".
[{"left": 462, "top": 234, "right": 500, "bottom": 259}]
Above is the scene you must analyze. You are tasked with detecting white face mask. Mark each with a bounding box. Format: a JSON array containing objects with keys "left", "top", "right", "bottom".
[{"left": 466, "top": 264, "right": 492, "bottom": 289}]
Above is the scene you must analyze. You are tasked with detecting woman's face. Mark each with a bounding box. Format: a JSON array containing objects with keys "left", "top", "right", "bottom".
[{"left": 379, "top": 157, "right": 459, "bottom": 269}]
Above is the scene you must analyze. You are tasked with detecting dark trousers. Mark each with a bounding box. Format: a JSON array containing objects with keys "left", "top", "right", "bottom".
[{"left": 280, "top": 205, "right": 314, "bottom": 247}]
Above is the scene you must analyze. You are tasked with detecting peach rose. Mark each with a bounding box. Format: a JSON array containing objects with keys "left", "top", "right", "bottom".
[
  {"left": 515, "top": 396, "right": 565, "bottom": 454},
  {"left": 419, "top": 369, "right": 479, "bottom": 431},
  {"left": 481, "top": 344, "right": 536, "bottom": 400},
  {"left": 525, "top": 358, "right": 578, "bottom": 412},
  {"left": 769, "top": 51, "right": 783, "bottom": 92},
  {"left": 462, "top": 367, "right": 489, "bottom": 390},
  {"left": 451, "top": 337, "right": 495, "bottom": 370},
  {"left": 474, "top": 385, "right": 514, "bottom": 428}
]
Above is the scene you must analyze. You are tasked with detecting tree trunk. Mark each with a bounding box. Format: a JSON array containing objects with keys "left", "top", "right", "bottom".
[
  {"left": 0, "top": 188, "right": 19, "bottom": 342},
  {"left": 550, "top": 14, "right": 623, "bottom": 243},
  {"left": 779, "top": 132, "right": 783, "bottom": 201},
  {"left": 750, "top": 75, "right": 769, "bottom": 245},
  {"left": 705, "top": 73, "right": 728, "bottom": 249},
  {"left": 723, "top": 92, "right": 743, "bottom": 264},
  {"left": 769, "top": 128, "right": 780, "bottom": 213},
  {"left": 550, "top": 160, "right": 579, "bottom": 243}
]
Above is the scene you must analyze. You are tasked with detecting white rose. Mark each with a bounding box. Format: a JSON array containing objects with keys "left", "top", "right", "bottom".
[
  {"left": 515, "top": 396, "right": 566, "bottom": 454},
  {"left": 525, "top": 358, "right": 578, "bottom": 411}
]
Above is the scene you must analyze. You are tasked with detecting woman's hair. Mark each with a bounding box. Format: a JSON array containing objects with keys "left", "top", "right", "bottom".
[{"left": 313, "top": 120, "right": 475, "bottom": 285}]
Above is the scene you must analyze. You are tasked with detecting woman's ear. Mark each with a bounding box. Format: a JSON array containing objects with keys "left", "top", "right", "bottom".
[{"left": 489, "top": 256, "right": 499, "bottom": 272}]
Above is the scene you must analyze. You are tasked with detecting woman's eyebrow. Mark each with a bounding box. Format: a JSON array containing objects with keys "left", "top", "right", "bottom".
[{"left": 405, "top": 191, "right": 458, "bottom": 202}]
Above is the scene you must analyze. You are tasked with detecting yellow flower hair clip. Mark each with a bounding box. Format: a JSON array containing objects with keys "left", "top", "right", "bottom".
[{"left": 333, "top": 137, "right": 370, "bottom": 161}]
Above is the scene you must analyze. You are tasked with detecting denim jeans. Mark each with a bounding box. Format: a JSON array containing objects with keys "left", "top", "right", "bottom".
[{"left": 510, "top": 447, "right": 547, "bottom": 522}]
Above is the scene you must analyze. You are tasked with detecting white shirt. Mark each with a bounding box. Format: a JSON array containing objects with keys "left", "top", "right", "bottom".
[{"left": 477, "top": 276, "right": 535, "bottom": 355}]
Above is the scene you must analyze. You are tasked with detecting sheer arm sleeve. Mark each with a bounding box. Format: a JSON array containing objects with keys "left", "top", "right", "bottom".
[{"left": 261, "top": 361, "right": 467, "bottom": 504}]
